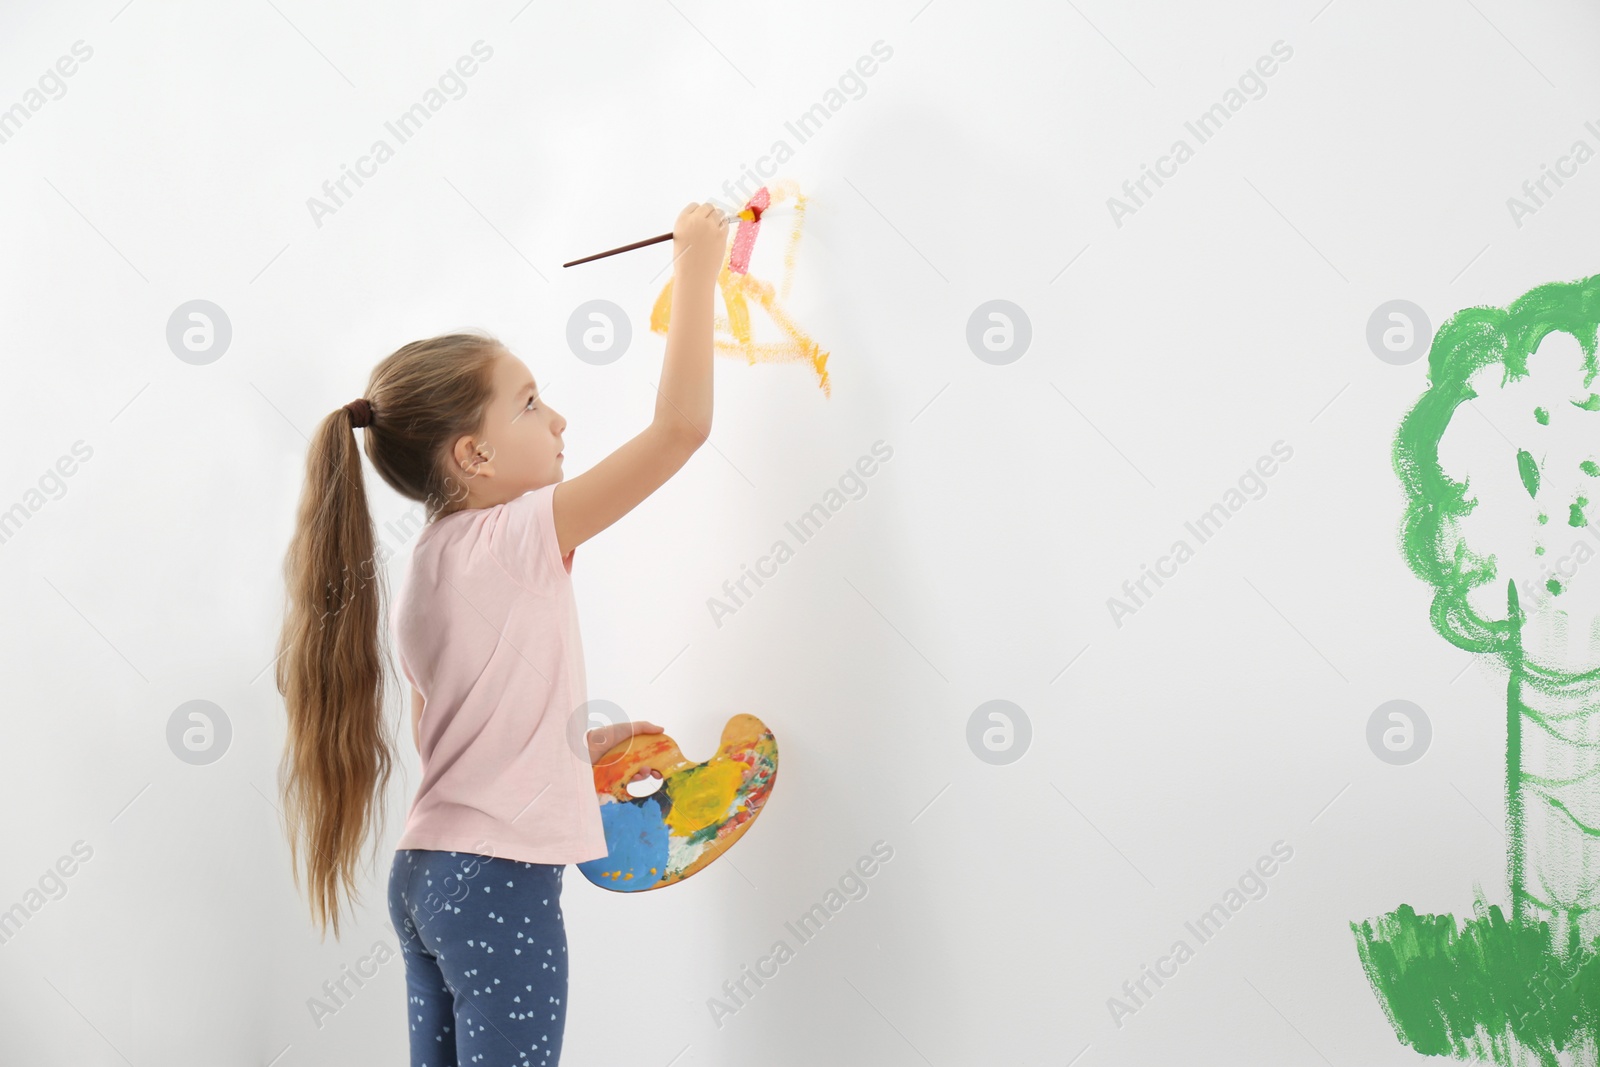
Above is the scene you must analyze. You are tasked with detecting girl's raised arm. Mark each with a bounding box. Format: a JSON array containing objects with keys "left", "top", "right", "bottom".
[{"left": 552, "top": 202, "right": 728, "bottom": 557}]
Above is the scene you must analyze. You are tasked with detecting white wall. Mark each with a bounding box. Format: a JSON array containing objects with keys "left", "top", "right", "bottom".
[{"left": 2, "top": 0, "right": 1598, "bottom": 1063}]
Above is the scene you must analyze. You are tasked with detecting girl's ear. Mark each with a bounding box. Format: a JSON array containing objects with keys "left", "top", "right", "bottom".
[{"left": 450, "top": 435, "right": 488, "bottom": 478}]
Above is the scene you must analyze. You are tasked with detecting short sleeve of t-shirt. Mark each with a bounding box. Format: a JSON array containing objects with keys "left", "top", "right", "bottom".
[{"left": 490, "top": 483, "right": 569, "bottom": 592}]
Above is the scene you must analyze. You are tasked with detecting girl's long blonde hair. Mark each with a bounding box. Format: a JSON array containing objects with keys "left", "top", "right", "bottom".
[{"left": 275, "top": 330, "right": 503, "bottom": 938}]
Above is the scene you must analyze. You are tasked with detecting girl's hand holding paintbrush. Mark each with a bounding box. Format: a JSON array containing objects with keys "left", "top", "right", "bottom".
[
  {"left": 562, "top": 199, "right": 755, "bottom": 268},
  {"left": 671, "top": 201, "right": 730, "bottom": 283}
]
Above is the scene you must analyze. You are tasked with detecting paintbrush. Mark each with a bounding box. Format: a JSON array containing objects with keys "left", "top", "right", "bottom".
[{"left": 562, "top": 204, "right": 763, "bottom": 268}]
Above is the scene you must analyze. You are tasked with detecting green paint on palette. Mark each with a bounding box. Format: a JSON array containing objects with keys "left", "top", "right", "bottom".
[
  {"left": 1357, "top": 272, "right": 1600, "bottom": 1066},
  {"left": 1583, "top": 460, "right": 1600, "bottom": 476},
  {"left": 1519, "top": 449, "right": 1541, "bottom": 497}
]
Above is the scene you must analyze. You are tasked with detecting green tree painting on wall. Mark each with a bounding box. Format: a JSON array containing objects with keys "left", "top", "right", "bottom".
[{"left": 1353, "top": 273, "right": 1600, "bottom": 1066}]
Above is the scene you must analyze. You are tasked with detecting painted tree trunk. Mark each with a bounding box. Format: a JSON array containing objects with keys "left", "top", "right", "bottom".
[{"left": 1513, "top": 582, "right": 1600, "bottom": 954}]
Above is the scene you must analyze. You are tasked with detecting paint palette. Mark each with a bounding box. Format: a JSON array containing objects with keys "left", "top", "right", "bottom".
[{"left": 577, "top": 714, "right": 778, "bottom": 892}]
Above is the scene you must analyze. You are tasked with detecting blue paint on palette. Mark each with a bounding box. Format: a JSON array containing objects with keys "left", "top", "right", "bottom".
[{"left": 577, "top": 796, "right": 669, "bottom": 891}]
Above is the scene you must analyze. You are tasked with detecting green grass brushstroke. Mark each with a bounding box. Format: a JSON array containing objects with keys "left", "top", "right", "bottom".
[
  {"left": 1354, "top": 273, "right": 1600, "bottom": 1065},
  {"left": 1352, "top": 894, "right": 1600, "bottom": 1066}
]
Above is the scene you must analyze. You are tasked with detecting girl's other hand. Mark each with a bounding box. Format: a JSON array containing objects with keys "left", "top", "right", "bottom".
[
  {"left": 672, "top": 202, "right": 728, "bottom": 286},
  {"left": 585, "top": 719, "right": 666, "bottom": 764}
]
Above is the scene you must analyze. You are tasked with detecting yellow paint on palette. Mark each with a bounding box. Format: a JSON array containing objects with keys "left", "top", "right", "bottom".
[
  {"left": 650, "top": 179, "right": 831, "bottom": 396},
  {"left": 663, "top": 760, "right": 746, "bottom": 836}
]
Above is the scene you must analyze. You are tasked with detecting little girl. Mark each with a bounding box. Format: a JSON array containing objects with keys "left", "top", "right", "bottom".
[{"left": 275, "top": 202, "right": 730, "bottom": 1065}]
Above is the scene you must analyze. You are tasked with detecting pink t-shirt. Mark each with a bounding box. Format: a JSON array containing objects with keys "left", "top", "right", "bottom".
[{"left": 389, "top": 483, "right": 608, "bottom": 864}]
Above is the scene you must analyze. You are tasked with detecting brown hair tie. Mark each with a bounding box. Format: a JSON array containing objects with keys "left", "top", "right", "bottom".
[{"left": 343, "top": 397, "right": 374, "bottom": 429}]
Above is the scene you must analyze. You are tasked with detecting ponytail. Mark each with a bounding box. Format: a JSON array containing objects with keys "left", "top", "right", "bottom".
[{"left": 275, "top": 404, "right": 395, "bottom": 940}]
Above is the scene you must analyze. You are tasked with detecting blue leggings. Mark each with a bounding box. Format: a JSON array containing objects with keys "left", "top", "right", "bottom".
[{"left": 387, "top": 849, "right": 570, "bottom": 1066}]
